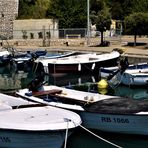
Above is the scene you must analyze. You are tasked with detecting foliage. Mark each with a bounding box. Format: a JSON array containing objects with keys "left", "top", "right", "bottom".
[
  {"left": 106, "top": 0, "right": 148, "bottom": 20},
  {"left": 95, "top": 8, "right": 111, "bottom": 32},
  {"left": 18, "top": 0, "right": 50, "bottom": 19},
  {"left": 46, "top": 0, "right": 87, "bottom": 28},
  {"left": 90, "top": 0, "right": 111, "bottom": 45},
  {"left": 125, "top": 12, "right": 148, "bottom": 45},
  {"left": 131, "top": 0, "right": 148, "bottom": 13},
  {"left": 17, "top": 0, "right": 148, "bottom": 38},
  {"left": 125, "top": 12, "right": 148, "bottom": 35},
  {"left": 106, "top": 0, "right": 133, "bottom": 20}
]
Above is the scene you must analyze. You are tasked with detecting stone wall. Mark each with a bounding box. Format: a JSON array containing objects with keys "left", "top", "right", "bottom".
[
  {"left": 2, "top": 38, "right": 86, "bottom": 47},
  {"left": 0, "top": 0, "right": 18, "bottom": 39}
]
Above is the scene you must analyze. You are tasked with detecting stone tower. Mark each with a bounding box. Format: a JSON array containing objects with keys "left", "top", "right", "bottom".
[{"left": 0, "top": 0, "right": 19, "bottom": 39}]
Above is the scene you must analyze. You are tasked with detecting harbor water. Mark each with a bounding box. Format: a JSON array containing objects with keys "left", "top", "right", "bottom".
[
  {"left": 0, "top": 67, "right": 148, "bottom": 148},
  {"left": 0, "top": 51, "right": 148, "bottom": 148}
]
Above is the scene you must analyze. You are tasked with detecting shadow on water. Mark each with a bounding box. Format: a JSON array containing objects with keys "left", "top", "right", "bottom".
[{"left": 67, "top": 128, "right": 148, "bottom": 148}]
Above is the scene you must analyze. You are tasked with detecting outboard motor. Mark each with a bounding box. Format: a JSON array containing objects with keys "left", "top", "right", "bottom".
[
  {"left": 107, "top": 57, "right": 129, "bottom": 81},
  {"left": 28, "top": 76, "right": 45, "bottom": 92},
  {"left": 119, "top": 57, "right": 129, "bottom": 74}
]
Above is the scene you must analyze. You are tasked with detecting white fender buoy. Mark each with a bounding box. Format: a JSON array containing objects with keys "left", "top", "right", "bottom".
[
  {"left": 78, "top": 63, "right": 81, "bottom": 71},
  {"left": 92, "top": 63, "right": 95, "bottom": 70}
]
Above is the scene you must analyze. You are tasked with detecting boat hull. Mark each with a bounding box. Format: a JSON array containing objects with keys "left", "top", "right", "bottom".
[
  {"left": 119, "top": 72, "right": 148, "bottom": 86},
  {"left": 0, "top": 57, "right": 11, "bottom": 66},
  {"left": 101, "top": 63, "right": 148, "bottom": 86},
  {"left": 79, "top": 111, "right": 148, "bottom": 135},
  {"left": 0, "top": 129, "right": 70, "bottom": 148},
  {"left": 17, "top": 85, "right": 148, "bottom": 135},
  {"left": 48, "top": 57, "right": 119, "bottom": 74}
]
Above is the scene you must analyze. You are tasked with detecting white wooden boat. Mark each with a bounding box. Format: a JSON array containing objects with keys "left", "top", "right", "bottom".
[
  {"left": 13, "top": 50, "right": 76, "bottom": 64},
  {"left": 100, "top": 66, "right": 118, "bottom": 78},
  {"left": 11, "top": 50, "right": 47, "bottom": 71},
  {"left": 115, "top": 67, "right": 148, "bottom": 86},
  {"left": 34, "top": 51, "right": 120, "bottom": 74},
  {"left": 100, "top": 63, "right": 148, "bottom": 86},
  {"left": 13, "top": 51, "right": 78, "bottom": 72},
  {"left": 0, "top": 93, "right": 36, "bottom": 109},
  {"left": 39, "top": 51, "right": 79, "bottom": 59},
  {"left": 0, "top": 106, "right": 81, "bottom": 148},
  {"left": 17, "top": 85, "right": 148, "bottom": 135},
  {"left": 0, "top": 93, "right": 81, "bottom": 148}
]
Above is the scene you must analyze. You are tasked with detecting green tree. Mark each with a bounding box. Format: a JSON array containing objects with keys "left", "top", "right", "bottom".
[
  {"left": 47, "top": 0, "right": 87, "bottom": 28},
  {"left": 131, "top": 0, "right": 148, "bottom": 13},
  {"left": 90, "top": 0, "right": 111, "bottom": 46},
  {"left": 106, "top": 0, "right": 136, "bottom": 20},
  {"left": 18, "top": 0, "right": 50, "bottom": 19},
  {"left": 125, "top": 12, "right": 148, "bottom": 46}
]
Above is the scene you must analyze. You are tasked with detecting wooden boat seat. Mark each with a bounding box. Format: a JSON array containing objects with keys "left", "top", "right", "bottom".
[
  {"left": 32, "top": 89, "right": 62, "bottom": 96},
  {"left": 89, "top": 58, "right": 98, "bottom": 61},
  {"left": 31, "top": 88, "right": 96, "bottom": 105}
]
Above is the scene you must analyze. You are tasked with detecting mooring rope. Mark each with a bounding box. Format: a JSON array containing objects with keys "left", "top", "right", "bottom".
[
  {"left": 79, "top": 125, "right": 123, "bottom": 148},
  {"left": 64, "top": 118, "right": 70, "bottom": 148}
]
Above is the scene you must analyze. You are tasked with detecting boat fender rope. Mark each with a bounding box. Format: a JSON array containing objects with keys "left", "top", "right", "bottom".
[
  {"left": 79, "top": 125, "right": 122, "bottom": 148},
  {"left": 64, "top": 118, "right": 70, "bottom": 148}
]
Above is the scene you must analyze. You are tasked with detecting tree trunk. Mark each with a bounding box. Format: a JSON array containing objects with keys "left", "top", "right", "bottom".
[
  {"left": 100, "top": 31, "right": 104, "bottom": 46},
  {"left": 134, "top": 34, "right": 137, "bottom": 47}
]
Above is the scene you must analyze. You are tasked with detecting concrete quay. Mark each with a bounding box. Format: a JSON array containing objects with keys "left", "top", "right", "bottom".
[
  {"left": 48, "top": 45, "right": 148, "bottom": 57},
  {"left": 16, "top": 44, "right": 148, "bottom": 64},
  {"left": 6, "top": 36, "right": 148, "bottom": 63},
  {"left": 16, "top": 43, "right": 148, "bottom": 57},
  {"left": 15, "top": 36, "right": 148, "bottom": 58},
  {"left": 47, "top": 45, "right": 148, "bottom": 64}
]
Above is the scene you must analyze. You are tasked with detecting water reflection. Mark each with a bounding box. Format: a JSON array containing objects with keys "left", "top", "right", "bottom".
[
  {"left": 0, "top": 65, "right": 147, "bottom": 100},
  {"left": 0, "top": 67, "right": 35, "bottom": 93},
  {"left": 47, "top": 73, "right": 100, "bottom": 87},
  {"left": 0, "top": 65, "right": 148, "bottom": 147},
  {"left": 113, "top": 85, "right": 148, "bottom": 100},
  {"left": 67, "top": 128, "right": 148, "bottom": 148},
  {"left": 70, "top": 82, "right": 148, "bottom": 100},
  {"left": 45, "top": 72, "right": 148, "bottom": 100}
]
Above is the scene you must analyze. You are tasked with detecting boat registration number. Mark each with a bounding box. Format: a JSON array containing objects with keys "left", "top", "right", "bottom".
[{"left": 101, "top": 117, "right": 129, "bottom": 123}]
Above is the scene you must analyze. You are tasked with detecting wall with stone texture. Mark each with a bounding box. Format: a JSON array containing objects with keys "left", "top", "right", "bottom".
[{"left": 0, "top": 0, "right": 18, "bottom": 38}]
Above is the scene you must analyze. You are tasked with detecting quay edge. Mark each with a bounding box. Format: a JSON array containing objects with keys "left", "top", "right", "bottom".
[{"left": 15, "top": 45, "right": 148, "bottom": 64}]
